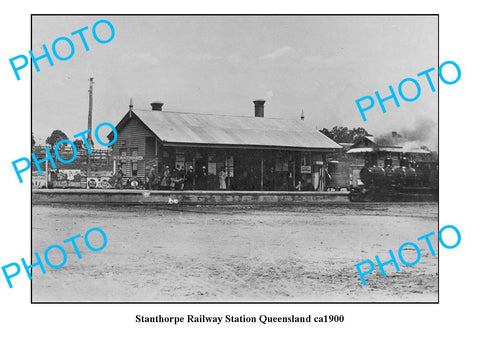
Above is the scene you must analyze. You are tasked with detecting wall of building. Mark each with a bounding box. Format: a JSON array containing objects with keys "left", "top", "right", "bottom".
[
  {"left": 111, "top": 116, "right": 332, "bottom": 190},
  {"left": 113, "top": 116, "right": 155, "bottom": 178},
  {"left": 156, "top": 146, "right": 328, "bottom": 191}
]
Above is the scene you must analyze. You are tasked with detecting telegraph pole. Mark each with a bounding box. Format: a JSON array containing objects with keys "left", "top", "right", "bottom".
[{"left": 87, "top": 77, "right": 94, "bottom": 178}]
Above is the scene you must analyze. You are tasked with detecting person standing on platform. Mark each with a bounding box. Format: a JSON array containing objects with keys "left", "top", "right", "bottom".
[
  {"left": 171, "top": 165, "right": 179, "bottom": 190},
  {"left": 159, "top": 165, "right": 171, "bottom": 190},
  {"left": 295, "top": 179, "right": 303, "bottom": 191},
  {"left": 147, "top": 164, "right": 157, "bottom": 190},
  {"left": 184, "top": 166, "right": 195, "bottom": 190},
  {"left": 218, "top": 167, "right": 227, "bottom": 190},
  {"left": 115, "top": 166, "right": 124, "bottom": 189},
  {"left": 249, "top": 168, "right": 257, "bottom": 190},
  {"left": 265, "top": 167, "right": 275, "bottom": 191},
  {"left": 287, "top": 172, "right": 294, "bottom": 191},
  {"left": 197, "top": 166, "right": 208, "bottom": 190},
  {"left": 179, "top": 166, "right": 186, "bottom": 190},
  {"left": 173, "top": 165, "right": 184, "bottom": 190}
]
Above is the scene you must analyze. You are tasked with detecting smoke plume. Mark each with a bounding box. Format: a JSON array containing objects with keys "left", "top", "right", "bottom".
[{"left": 375, "top": 117, "right": 437, "bottom": 151}]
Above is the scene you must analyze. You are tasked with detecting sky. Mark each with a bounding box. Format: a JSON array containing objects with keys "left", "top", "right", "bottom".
[{"left": 32, "top": 15, "right": 438, "bottom": 149}]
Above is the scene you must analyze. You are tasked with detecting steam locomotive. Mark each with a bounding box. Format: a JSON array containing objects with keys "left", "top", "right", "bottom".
[{"left": 349, "top": 155, "right": 438, "bottom": 202}]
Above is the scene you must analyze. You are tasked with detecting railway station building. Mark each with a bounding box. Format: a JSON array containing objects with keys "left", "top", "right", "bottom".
[{"left": 108, "top": 100, "right": 341, "bottom": 191}]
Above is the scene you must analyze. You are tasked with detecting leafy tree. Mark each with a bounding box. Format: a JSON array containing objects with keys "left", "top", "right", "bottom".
[
  {"left": 335, "top": 126, "right": 350, "bottom": 143},
  {"left": 31, "top": 132, "right": 36, "bottom": 149},
  {"left": 320, "top": 126, "right": 370, "bottom": 143},
  {"left": 320, "top": 128, "right": 332, "bottom": 139},
  {"left": 351, "top": 127, "right": 370, "bottom": 143},
  {"left": 46, "top": 130, "right": 69, "bottom": 150}
]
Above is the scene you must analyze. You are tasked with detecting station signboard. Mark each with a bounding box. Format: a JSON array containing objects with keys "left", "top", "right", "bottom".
[
  {"left": 301, "top": 165, "right": 311, "bottom": 174},
  {"left": 112, "top": 155, "right": 143, "bottom": 161}
]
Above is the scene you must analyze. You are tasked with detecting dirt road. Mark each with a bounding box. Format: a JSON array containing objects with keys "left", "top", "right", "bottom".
[{"left": 32, "top": 203, "right": 438, "bottom": 302}]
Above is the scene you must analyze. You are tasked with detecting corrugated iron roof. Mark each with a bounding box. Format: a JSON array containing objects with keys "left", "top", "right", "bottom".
[
  {"left": 347, "top": 147, "right": 430, "bottom": 154},
  {"left": 130, "top": 109, "right": 341, "bottom": 150},
  {"left": 347, "top": 147, "right": 401, "bottom": 154}
]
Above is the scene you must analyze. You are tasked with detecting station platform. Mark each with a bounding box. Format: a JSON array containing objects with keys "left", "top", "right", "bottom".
[{"left": 32, "top": 189, "right": 350, "bottom": 206}]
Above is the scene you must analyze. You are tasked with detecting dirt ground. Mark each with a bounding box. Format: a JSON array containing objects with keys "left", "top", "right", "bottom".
[{"left": 32, "top": 203, "right": 438, "bottom": 302}]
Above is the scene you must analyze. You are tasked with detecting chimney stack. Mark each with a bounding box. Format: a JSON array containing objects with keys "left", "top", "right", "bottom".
[
  {"left": 150, "top": 101, "right": 164, "bottom": 111},
  {"left": 253, "top": 100, "right": 265, "bottom": 117}
]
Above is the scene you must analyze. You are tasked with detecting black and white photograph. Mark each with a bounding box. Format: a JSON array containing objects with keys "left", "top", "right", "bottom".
[
  {"left": 30, "top": 15, "right": 439, "bottom": 303},
  {"left": 5, "top": 0, "right": 480, "bottom": 347}
]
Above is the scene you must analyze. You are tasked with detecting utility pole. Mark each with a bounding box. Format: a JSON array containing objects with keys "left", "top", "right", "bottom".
[
  {"left": 87, "top": 77, "right": 94, "bottom": 179},
  {"left": 45, "top": 152, "right": 48, "bottom": 189}
]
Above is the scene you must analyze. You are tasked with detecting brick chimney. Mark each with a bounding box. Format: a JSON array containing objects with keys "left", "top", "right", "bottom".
[
  {"left": 150, "top": 102, "right": 164, "bottom": 111},
  {"left": 253, "top": 100, "right": 265, "bottom": 117}
]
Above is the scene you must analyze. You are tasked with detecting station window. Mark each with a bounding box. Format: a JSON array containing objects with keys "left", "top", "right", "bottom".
[
  {"left": 131, "top": 148, "right": 138, "bottom": 176},
  {"left": 176, "top": 150, "right": 185, "bottom": 169},
  {"left": 119, "top": 148, "right": 127, "bottom": 175},
  {"left": 208, "top": 153, "right": 217, "bottom": 174}
]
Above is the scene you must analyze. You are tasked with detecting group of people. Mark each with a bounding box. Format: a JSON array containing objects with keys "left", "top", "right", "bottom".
[
  {"left": 113, "top": 164, "right": 319, "bottom": 191},
  {"left": 146, "top": 164, "right": 228, "bottom": 191}
]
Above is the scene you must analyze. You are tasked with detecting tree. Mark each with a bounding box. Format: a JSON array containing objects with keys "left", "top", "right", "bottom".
[
  {"left": 320, "top": 128, "right": 332, "bottom": 139},
  {"left": 320, "top": 126, "right": 370, "bottom": 143},
  {"left": 31, "top": 132, "right": 36, "bottom": 149},
  {"left": 46, "top": 130, "right": 69, "bottom": 150},
  {"left": 351, "top": 127, "right": 370, "bottom": 143},
  {"left": 332, "top": 126, "right": 350, "bottom": 143}
]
